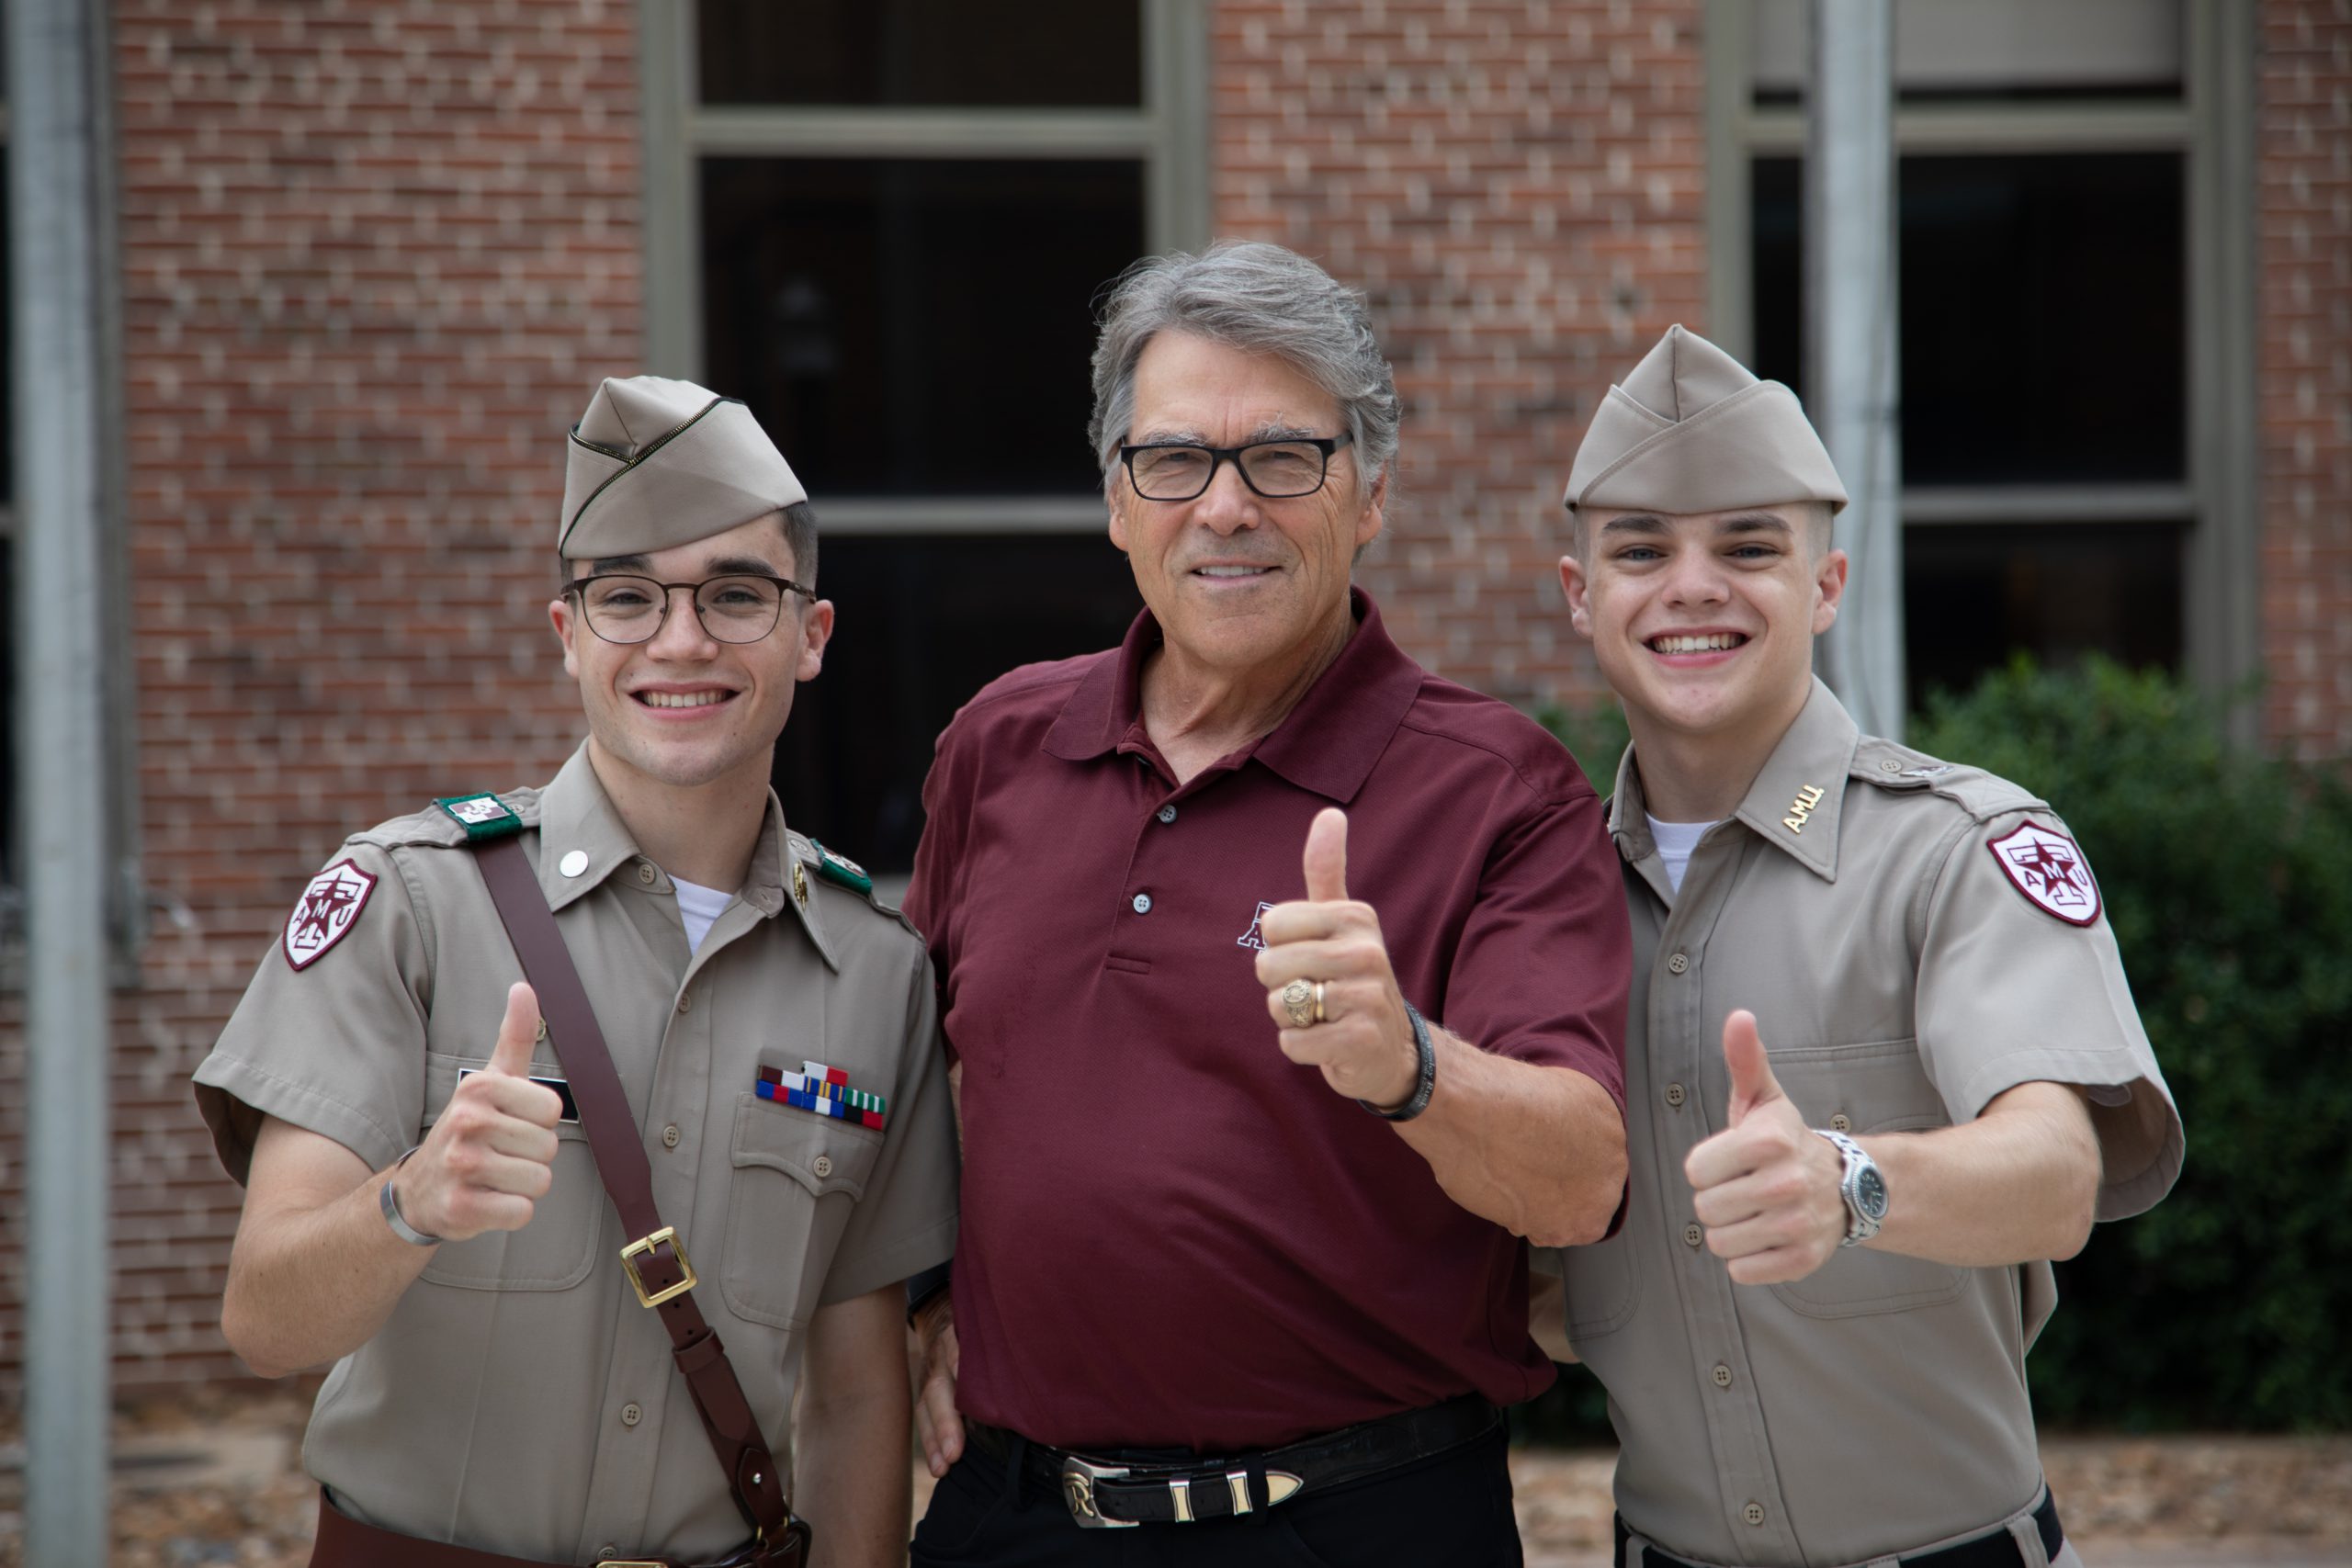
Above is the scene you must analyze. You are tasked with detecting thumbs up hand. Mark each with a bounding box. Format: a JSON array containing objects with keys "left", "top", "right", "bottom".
[
  {"left": 1252, "top": 807, "right": 1422, "bottom": 1110},
  {"left": 391, "top": 982, "right": 565, "bottom": 1244},
  {"left": 1682, "top": 1010, "right": 1849, "bottom": 1283}
]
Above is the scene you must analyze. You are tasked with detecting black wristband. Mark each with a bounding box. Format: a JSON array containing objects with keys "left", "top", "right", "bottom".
[
  {"left": 1360, "top": 1001, "right": 1437, "bottom": 1122},
  {"left": 905, "top": 1259, "right": 953, "bottom": 1325}
]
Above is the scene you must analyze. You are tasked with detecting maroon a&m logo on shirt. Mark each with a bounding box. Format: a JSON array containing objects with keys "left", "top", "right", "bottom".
[
  {"left": 1984, "top": 821, "right": 2099, "bottom": 927},
  {"left": 284, "top": 858, "right": 379, "bottom": 971}
]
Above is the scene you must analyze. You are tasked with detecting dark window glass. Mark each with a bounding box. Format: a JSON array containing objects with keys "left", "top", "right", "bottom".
[
  {"left": 701, "top": 157, "right": 1145, "bottom": 499},
  {"left": 771, "top": 534, "right": 1140, "bottom": 874},
  {"left": 1904, "top": 522, "right": 2183, "bottom": 706},
  {"left": 697, "top": 0, "right": 1142, "bottom": 109},
  {"left": 1751, "top": 151, "right": 2186, "bottom": 485}
]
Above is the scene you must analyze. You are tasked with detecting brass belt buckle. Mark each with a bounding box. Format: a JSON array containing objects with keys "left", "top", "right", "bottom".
[
  {"left": 618, "top": 1225, "right": 697, "bottom": 1308},
  {"left": 1059, "top": 1455, "right": 1140, "bottom": 1529}
]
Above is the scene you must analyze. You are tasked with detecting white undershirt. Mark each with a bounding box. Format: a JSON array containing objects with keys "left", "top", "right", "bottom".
[
  {"left": 1646, "top": 815, "right": 1717, "bottom": 895},
  {"left": 672, "top": 876, "right": 733, "bottom": 954}
]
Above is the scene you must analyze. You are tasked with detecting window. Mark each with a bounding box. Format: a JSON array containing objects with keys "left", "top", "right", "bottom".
[
  {"left": 1706, "top": 0, "right": 2258, "bottom": 714},
  {"left": 642, "top": 0, "right": 1208, "bottom": 874}
]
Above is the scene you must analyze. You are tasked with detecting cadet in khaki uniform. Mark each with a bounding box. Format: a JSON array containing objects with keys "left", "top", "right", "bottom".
[
  {"left": 193, "top": 377, "right": 958, "bottom": 1567},
  {"left": 1541, "top": 327, "right": 2183, "bottom": 1568}
]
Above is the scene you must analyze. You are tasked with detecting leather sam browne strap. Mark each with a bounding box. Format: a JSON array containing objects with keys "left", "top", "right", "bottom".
[{"left": 469, "top": 835, "right": 804, "bottom": 1560}]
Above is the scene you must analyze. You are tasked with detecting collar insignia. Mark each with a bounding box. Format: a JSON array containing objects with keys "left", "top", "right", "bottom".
[{"left": 1781, "top": 784, "right": 1826, "bottom": 835}]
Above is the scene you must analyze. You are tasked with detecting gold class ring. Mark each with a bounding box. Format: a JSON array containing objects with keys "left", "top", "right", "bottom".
[{"left": 1282, "top": 977, "right": 1317, "bottom": 1029}]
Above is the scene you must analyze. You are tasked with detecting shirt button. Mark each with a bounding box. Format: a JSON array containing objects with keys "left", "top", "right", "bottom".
[
  {"left": 1157, "top": 804, "right": 1178, "bottom": 824},
  {"left": 1664, "top": 1083, "right": 1687, "bottom": 1109},
  {"left": 1830, "top": 1112, "right": 1852, "bottom": 1133},
  {"left": 597, "top": 1547, "right": 618, "bottom": 1562},
  {"left": 1666, "top": 953, "right": 1690, "bottom": 975},
  {"left": 1744, "top": 1502, "right": 1768, "bottom": 1527},
  {"left": 637, "top": 861, "right": 658, "bottom": 886},
  {"left": 1132, "top": 893, "right": 1153, "bottom": 915},
  {"left": 662, "top": 1123, "right": 681, "bottom": 1149},
  {"left": 620, "top": 1403, "right": 642, "bottom": 1427},
  {"left": 676, "top": 992, "right": 693, "bottom": 1013},
  {"left": 1712, "top": 1363, "right": 1734, "bottom": 1389},
  {"left": 1683, "top": 1223, "right": 1703, "bottom": 1247},
  {"left": 812, "top": 1155, "right": 834, "bottom": 1179},
  {"left": 1881, "top": 758, "right": 1903, "bottom": 772}
]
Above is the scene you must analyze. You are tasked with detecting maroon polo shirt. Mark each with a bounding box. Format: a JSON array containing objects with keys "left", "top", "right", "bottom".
[{"left": 905, "top": 589, "right": 1629, "bottom": 1451}]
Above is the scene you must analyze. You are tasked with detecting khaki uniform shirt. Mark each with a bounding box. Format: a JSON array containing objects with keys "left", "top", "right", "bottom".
[
  {"left": 193, "top": 746, "right": 959, "bottom": 1563},
  {"left": 1555, "top": 681, "right": 2181, "bottom": 1568}
]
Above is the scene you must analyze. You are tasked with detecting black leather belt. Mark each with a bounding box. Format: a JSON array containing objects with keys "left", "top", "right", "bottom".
[
  {"left": 1615, "top": 1488, "right": 2063, "bottom": 1568},
  {"left": 965, "top": 1393, "right": 1502, "bottom": 1529}
]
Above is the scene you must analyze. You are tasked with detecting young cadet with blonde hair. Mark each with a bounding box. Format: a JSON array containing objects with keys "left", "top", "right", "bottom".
[
  {"left": 195, "top": 377, "right": 957, "bottom": 1568},
  {"left": 1540, "top": 325, "right": 2183, "bottom": 1568}
]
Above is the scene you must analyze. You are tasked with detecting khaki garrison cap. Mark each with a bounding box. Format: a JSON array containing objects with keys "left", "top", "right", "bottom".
[
  {"left": 1564, "top": 324, "right": 1848, "bottom": 516},
  {"left": 560, "top": 375, "right": 808, "bottom": 559}
]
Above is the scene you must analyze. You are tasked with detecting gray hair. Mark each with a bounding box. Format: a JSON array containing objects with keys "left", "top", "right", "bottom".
[{"left": 1088, "top": 241, "right": 1401, "bottom": 496}]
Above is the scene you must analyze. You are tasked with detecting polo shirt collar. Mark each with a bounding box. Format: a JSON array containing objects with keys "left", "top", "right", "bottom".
[
  {"left": 1041, "top": 588, "right": 1423, "bottom": 805},
  {"left": 1608, "top": 677, "right": 1857, "bottom": 884}
]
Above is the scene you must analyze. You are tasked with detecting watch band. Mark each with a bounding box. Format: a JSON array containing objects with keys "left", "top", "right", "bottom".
[
  {"left": 1815, "top": 1128, "right": 1884, "bottom": 1246},
  {"left": 1361, "top": 1001, "right": 1438, "bottom": 1122},
  {"left": 379, "top": 1145, "right": 442, "bottom": 1247}
]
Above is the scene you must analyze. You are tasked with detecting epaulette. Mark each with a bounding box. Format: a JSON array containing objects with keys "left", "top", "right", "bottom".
[
  {"left": 1849, "top": 737, "right": 2046, "bottom": 823},
  {"left": 786, "top": 831, "right": 919, "bottom": 937},
  {"left": 348, "top": 788, "right": 545, "bottom": 852}
]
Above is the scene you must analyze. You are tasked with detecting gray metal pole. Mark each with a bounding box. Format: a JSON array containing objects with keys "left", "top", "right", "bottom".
[
  {"left": 9, "top": 0, "right": 116, "bottom": 1559},
  {"left": 1806, "top": 0, "right": 1905, "bottom": 739}
]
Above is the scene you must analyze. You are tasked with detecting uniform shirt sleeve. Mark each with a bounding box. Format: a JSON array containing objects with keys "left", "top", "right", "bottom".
[
  {"left": 1914, "top": 807, "right": 2184, "bottom": 1220},
  {"left": 815, "top": 943, "right": 960, "bottom": 1305},
  {"left": 191, "top": 841, "right": 434, "bottom": 1185},
  {"left": 1438, "top": 785, "right": 1631, "bottom": 1111}
]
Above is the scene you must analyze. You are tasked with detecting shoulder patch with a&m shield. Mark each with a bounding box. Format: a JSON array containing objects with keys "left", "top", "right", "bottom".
[
  {"left": 1984, "top": 821, "right": 2099, "bottom": 927},
  {"left": 284, "top": 859, "right": 379, "bottom": 971}
]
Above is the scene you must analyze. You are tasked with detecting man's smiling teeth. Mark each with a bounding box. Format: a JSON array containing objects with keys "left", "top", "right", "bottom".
[
  {"left": 639, "top": 690, "right": 729, "bottom": 708},
  {"left": 1194, "top": 565, "right": 1272, "bottom": 578},
  {"left": 1651, "top": 633, "right": 1743, "bottom": 654}
]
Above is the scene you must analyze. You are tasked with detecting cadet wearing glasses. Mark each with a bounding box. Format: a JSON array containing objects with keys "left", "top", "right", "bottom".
[
  {"left": 195, "top": 376, "right": 957, "bottom": 1568},
  {"left": 899, "top": 241, "right": 1632, "bottom": 1563}
]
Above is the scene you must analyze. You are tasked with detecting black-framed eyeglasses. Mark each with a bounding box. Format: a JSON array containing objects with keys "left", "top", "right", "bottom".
[
  {"left": 561, "top": 572, "right": 815, "bottom": 646},
  {"left": 1118, "top": 430, "right": 1354, "bottom": 502}
]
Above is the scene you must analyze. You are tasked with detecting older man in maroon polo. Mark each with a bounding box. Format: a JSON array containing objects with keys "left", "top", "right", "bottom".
[{"left": 901, "top": 241, "right": 1630, "bottom": 1564}]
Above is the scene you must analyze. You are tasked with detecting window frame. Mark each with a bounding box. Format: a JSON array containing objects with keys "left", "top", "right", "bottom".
[
  {"left": 1702, "top": 0, "right": 2260, "bottom": 730},
  {"left": 638, "top": 0, "right": 1211, "bottom": 537}
]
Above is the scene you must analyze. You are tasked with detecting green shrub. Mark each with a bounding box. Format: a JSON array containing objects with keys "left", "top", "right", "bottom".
[
  {"left": 1913, "top": 657, "right": 2352, "bottom": 1431},
  {"left": 1518, "top": 661, "right": 2352, "bottom": 1437}
]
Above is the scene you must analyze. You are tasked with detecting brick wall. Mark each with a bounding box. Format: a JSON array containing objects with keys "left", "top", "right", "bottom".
[
  {"left": 2259, "top": 0, "right": 2352, "bottom": 759},
  {"left": 1210, "top": 0, "right": 1708, "bottom": 719},
  {"left": 0, "top": 0, "right": 645, "bottom": 1393}
]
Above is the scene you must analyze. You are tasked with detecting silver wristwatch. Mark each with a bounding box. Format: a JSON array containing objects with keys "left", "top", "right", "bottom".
[
  {"left": 379, "top": 1145, "right": 442, "bottom": 1247},
  {"left": 1815, "top": 1128, "right": 1888, "bottom": 1246}
]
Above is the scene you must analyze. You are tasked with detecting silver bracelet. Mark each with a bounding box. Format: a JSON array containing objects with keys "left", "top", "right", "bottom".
[{"left": 379, "top": 1145, "right": 442, "bottom": 1247}]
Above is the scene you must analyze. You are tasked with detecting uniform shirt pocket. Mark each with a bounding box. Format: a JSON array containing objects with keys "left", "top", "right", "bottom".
[
  {"left": 719, "top": 1092, "right": 885, "bottom": 1329},
  {"left": 1764, "top": 1036, "right": 1970, "bottom": 1319},
  {"left": 414, "top": 1049, "right": 601, "bottom": 1292}
]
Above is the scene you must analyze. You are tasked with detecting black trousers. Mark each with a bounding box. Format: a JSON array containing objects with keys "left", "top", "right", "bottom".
[{"left": 909, "top": 1419, "right": 1522, "bottom": 1567}]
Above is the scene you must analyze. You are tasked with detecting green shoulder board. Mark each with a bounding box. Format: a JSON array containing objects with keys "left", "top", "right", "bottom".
[
  {"left": 808, "top": 840, "right": 873, "bottom": 893},
  {"left": 434, "top": 793, "right": 526, "bottom": 842}
]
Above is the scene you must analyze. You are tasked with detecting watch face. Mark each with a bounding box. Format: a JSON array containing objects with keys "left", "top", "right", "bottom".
[{"left": 1855, "top": 1165, "right": 1890, "bottom": 1220}]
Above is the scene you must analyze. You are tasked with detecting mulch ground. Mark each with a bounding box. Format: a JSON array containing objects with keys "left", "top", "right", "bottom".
[{"left": 1, "top": 1388, "right": 2346, "bottom": 1566}]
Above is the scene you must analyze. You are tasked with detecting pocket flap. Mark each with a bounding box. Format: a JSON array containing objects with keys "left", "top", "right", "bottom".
[{"left": 729, "top": 1093, "right": 882, "bottom": 1199}]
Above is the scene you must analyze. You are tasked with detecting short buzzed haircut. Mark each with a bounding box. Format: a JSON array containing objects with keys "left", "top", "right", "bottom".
[{"left": 560, "top": 501, "right": 819, "bottom": 590}]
